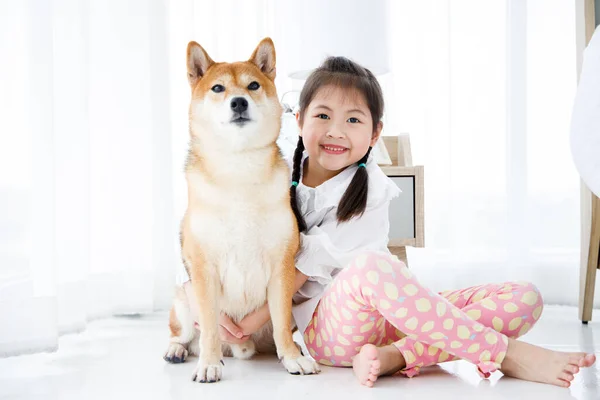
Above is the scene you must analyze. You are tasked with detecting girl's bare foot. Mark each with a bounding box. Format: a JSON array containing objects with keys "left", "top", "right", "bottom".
[
  {"left": 501, "top": 338, "right": 596, "bottom": 388},
  {"left": 352, "top": 344, "right": 406, "bottom": 387}
]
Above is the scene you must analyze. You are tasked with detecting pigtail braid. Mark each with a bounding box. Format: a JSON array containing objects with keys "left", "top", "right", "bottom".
[
  {"left": 336, "top": 146, "right": 373, "bottom": 222},
  {"left": 290, "top": 136, "right": 307, "bottom": 232}
]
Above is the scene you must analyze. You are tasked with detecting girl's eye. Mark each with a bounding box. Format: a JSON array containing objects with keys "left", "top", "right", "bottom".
[
  {"left": 317, "top": 114, "right": 330, "bottom": 120},
  {"left": 248, "top": 81, "right": 260, "bottom": 91},
  {"left": 211, "top": 84, "right": 225, "bottom": 93},
  {"left": 348, "top": 117, "right": 360, "bottom": 123}
]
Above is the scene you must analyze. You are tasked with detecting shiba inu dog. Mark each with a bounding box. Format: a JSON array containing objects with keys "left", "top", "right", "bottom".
[{"left": 163, "top": 38, "right": 320, "bottom": 383}]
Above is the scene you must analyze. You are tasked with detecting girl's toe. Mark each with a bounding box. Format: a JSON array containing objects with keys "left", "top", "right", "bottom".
[{"left": 558, "top": 372, "right": 574, "bottom": 382}]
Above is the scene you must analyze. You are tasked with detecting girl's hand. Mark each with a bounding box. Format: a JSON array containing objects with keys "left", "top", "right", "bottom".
[
  {"left": 238, "top": 305, "right": 271, "bottom": 337},
  {"left": 193, "top": 313, "right": 251, "bottom": 345},
  {"left": 219, "top": 314, "right": 251, "bottom": 344},
  {"left": 236, "top": 269, "right": 307, "bottom": 337}
]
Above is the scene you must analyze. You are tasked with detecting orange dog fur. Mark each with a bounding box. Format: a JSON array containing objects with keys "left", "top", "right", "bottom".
[{"left": 164, "top": 38, "right": 319, "bottom": 383}]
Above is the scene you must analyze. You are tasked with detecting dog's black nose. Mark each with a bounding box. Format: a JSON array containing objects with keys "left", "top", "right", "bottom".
[{"left": 230, "top": 97, "right": 248, "bottom": 114}]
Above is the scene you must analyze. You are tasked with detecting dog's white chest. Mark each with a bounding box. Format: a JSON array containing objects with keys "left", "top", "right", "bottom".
[{"left": 189, "top": 179, "right": 293, "bottom": 317}]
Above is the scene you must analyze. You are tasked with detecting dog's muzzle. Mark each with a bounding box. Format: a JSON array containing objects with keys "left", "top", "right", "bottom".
[
  {"left": 230, "top": 97, "right": 252, "bottom": 126},
  {"left": 229, "top": 97, "right": 250, "bottom": 126}
]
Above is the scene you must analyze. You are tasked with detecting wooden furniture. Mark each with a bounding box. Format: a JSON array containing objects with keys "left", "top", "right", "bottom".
[
  {"left": 580, "top": 191, "right": 600, "bottom": 323},
  {"left": 576, "top": 0, "right": 600, "bottom": 323},
  {"left": 379, "top": 134, "right": 425, "bottom": 266}
]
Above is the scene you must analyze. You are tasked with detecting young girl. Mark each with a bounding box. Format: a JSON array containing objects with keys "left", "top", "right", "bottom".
[{"left": 179, "top": 56, "right": 596, "bottom": 388}]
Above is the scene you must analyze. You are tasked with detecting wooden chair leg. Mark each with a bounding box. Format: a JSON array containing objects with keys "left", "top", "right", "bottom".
[
  {"left": 389, "top": 246, "right": 408, "bottom": 268},
  {"left": 579, "top": 185, "right": 600, "bottom": 323}
]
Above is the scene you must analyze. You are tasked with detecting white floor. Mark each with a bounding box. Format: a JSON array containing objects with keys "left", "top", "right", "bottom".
[{"left": 1, "top": 306, "right": 600, "bottom": 400}]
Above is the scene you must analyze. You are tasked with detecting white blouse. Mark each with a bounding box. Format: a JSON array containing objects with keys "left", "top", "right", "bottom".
[{"left": 175, "top": 151, "right": 401, "bottom": 336}]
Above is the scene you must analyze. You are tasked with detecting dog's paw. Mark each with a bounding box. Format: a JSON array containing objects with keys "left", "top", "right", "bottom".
[
  {"left": 231, "top": 341, "right": 256, "bottom": 360},
  {"left": 281, "top": 356, "right": 321, "bottom": 375},
  {"left": 192, "top": 359, "right": 223, "bottom": 383},
  {"left": 163, "top": 342, "right": 188, "bottom": 364}
]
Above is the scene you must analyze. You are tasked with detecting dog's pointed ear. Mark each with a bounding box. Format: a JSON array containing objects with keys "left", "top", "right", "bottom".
[
  {"left": 249, "top": 38, "right": 276, "bottom": 81},
  {"left": 187, "top": 41, "right": 214, "bottom": 87}
]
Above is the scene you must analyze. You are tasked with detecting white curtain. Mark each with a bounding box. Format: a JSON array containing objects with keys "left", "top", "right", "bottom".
[
  {"left": 388, "top": 0, "right": 584, "bottom": 307},
  {"left": 0, "top": 0, "right": 586, "bottom": 357},
  {"left": 0, "top": 0, "right": 178, "bottom": 356}
]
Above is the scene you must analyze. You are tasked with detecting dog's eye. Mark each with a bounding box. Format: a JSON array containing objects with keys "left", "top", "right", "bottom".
[
  {"left": 248, "top": 81, "right": 260, "bottom": 91},
  {"left": 211, "top": 84, "right": 225, "bottom": 93}
]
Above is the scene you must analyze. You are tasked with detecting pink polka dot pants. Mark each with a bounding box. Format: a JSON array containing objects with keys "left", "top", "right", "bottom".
[{"left": 303, "top": 251, "right": 544, "bottom": 378}]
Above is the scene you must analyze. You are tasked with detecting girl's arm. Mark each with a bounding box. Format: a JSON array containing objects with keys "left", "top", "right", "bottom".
[{"left": 237, "top": 268, "right": 309, "bottom": 336}]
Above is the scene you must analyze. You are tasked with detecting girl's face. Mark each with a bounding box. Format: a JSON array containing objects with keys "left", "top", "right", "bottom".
[{"left": 298, "top": 85, "right": 382, "bottom": 175}]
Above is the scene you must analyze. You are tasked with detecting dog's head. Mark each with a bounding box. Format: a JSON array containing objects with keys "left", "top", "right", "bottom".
[{"left": 186, "top": 38, "right": 282, "bottom": 152}]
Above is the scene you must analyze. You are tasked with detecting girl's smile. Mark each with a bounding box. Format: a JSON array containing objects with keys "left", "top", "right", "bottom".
[{"left": 320, "top": 143, "right": 349, "bottom": 154}]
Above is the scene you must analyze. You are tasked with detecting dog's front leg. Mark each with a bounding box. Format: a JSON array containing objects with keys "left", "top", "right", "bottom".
[
  {"left": 268, "top": 248, "right": 320, "bottom": 375},
  {"left": 188, "top": 253, "right": 223, "bottom": 383}
]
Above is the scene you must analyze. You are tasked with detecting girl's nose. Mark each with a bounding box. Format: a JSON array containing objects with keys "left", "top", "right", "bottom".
[{"left": 326, "top": 124, "right": 345, "bottom": 139}]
